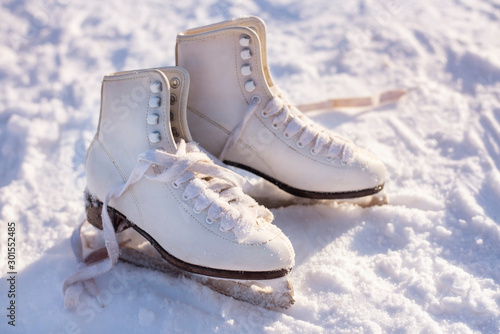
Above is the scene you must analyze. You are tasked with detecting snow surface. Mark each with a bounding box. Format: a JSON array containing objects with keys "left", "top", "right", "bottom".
[{"left": 1, "top": 0, "right": 500, "bottom": 333}]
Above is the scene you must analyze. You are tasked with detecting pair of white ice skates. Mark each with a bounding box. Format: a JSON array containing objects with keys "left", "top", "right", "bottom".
[{"left": 64, "top": 16, "right": 395, "bottom": 309}]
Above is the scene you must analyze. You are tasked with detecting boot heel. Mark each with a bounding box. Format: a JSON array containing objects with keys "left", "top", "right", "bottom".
[{"left": 84, "top": 189, "right": 132, "bottom": 232}]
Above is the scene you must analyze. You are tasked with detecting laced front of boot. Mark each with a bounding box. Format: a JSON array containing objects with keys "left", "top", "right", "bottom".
[
  {"left": 63, "top": 140, "right": 274, "bottom": 309},
  {"left": 220, "top": 92, "right": 355, "bottom": 164},
  {"left": 262, "top": 94, "right": 356, "bottom": 163}
]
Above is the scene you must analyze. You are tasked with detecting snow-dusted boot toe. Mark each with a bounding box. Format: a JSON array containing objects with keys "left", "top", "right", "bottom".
[{"left": 176, "top": 16, "right": 387, "bottom": 199}]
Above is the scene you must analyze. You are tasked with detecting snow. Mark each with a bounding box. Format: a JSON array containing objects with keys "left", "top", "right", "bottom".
[{"left": 1, "top": 0, "right": 500, "bottom": 333}]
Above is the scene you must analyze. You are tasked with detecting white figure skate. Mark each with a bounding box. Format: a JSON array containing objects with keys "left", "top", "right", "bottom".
[
  {"left": 176, "top": 16, "right": 404, "bottom": 200},
  {"left": 63, "top": 67, "right": 295, "bottom": 309}
]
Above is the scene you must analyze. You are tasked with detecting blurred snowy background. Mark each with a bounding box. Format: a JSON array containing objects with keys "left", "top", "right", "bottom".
[{"left": 1, "top": 0, "right": 500, "bottom": 333}]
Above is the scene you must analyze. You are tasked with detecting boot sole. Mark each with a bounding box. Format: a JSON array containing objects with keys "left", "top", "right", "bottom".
[
  {"left": 84, "top": 191, "right": 292, "bottom": 280},
  {"left": 224, "top": 161, "right": 384, "bottom": 199}
]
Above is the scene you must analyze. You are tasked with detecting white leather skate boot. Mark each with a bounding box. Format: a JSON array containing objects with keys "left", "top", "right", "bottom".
[
  {"left": 63, "top": 67, "right": 294, "bottom": 303},
  {"left": 176, "top": 16, "right": 387, "bottom": 199}
]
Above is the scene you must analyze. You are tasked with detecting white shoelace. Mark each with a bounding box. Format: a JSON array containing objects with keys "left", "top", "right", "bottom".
[
  {"left": 219, "top": 93, "right": 355, "bottom": 163},
  {"left": 63, "top": 140, "right": 273, "bottom": 309}
]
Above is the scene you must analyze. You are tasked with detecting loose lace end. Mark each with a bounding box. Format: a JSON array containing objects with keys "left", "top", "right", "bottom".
[{"left": 297, "top": 89, "right": 407, "bottom": 113}]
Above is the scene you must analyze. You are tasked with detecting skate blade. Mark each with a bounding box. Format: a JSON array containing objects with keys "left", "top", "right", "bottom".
[
  {"left": 80, "top": 222, "right": 294, "bottom": 309},
  {"left": 245, "top": 175, "right": 388, "bottom": 209}
]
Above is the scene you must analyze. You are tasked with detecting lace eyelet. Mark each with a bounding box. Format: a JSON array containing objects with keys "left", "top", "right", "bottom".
[
  {"left": 149, "top": 131, "right": 161, "bottom": 143},
  {"left": 170, "top": 77, "right": 180, "bottom": 89},
  {"left": 170, "top": 94, "right": 177, "bottom": 105},
  {"left": 245, "top": 80, "right": 256, "bottom": 92},
  {"left": 240, "top": 35, "right": 251, "bottom": 46},
  {"left": 310, "top": 148, "right": 319, "bottom": 155},
  {"left": 261, "top": 109, "right": 270, "bottom": 118},
  {"left": 182, "top": 194, "right": 189, "bottom": 201},
  {"left": 296, "top": 141, "right": 305, "bottom": 148},
  {"left": 172, "top": 181, "right": 180, "bottom": 189},
  {"left": 193, "top": 207, "right": 202, "bottom": 214},
  {"left": 251, "top": 95, "right": 261, "bottom": 104},
  {"left": 241, "top": 64, "right": 252, "bottom": 76},
  {"left": 150, "top": 81, "right": 162, "bottom": 93},
  {"left": 272, "top": 123, "right": 279, "bottom": 129},
  {"left": 219, "top": 225, "right": 227, "bottom": 232},
  {"left": 206, "top": 217, "right": 215, "bottom": 225},
  {"left": 341, "top": 160, "right": 349, "bottom": 166},
  {"left": 147, "top": 113, "right": 159, "bottom": 125},
  {"left": 326, "top": 156, "right": 333, "bottom": 162},
  {"left": 241, "top": 48, "right": 252, "bottom": 60},
  {"left": 149, "top": 96, "right": 161, "bottom": 108},
  {"left": 283, "top": 132, "right": 291, "bottom": 139}
]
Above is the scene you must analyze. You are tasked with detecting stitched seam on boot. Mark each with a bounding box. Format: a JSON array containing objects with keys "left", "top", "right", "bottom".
[
  {"left": 146, "top": 76, "right": 153, "bottom": 150},
  {"left": 94, "top": 137, "right": 145, "bottom": 226},
  {"left": 177, "top": 30, "right": 239, "bottom": 43},
  {"left": 234, "top": 30, "right": 250, "bottom": 105},
  {"left": 187, "top": 106, "right": 272, "bottom": 170},
  {"left": 161, "top": 68, "right": 190, "bottom": 141},
  {"left": 85, "top": 134, "right": 99, "bottom": 166},
  {"left": 233, "top": 138, "right": 275, "bottom": 174},
  {"left": 233, "top": 30, "right": 273, "bottom": 102},
  {"left": 104, "top": 73, "right": 150, "bottom": 83},
  {"left": 157, "top": 75, "right": 176, "bottom": 153},
  {"left": 236, "top": 30, "right": 273, "bottom": 101},
  {"left": 188, "top": 105, "right": 230, "bottom": 134}
]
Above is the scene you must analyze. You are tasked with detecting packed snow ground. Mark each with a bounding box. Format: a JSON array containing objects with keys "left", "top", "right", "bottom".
[{"left": 1, "top": 0, "right": 500, "bottom": 333}]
